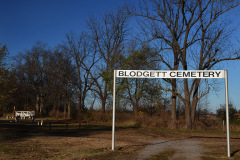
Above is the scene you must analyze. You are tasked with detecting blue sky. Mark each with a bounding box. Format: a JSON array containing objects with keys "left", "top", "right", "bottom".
[
  {"left": 0, "top": 0, "right": 240, "bottom": 112},
  {"left": 0, "top": 0, "right": 124, "bottom": 55}
]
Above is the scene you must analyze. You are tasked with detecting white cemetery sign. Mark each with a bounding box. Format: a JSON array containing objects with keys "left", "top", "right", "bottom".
[{"left": 112, "top": 70, "right": 231, "bottom": 157}]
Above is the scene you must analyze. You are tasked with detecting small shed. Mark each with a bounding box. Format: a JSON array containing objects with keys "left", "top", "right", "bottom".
[{"left": 15, "top": 111, "right": 35, "bottom": 119}]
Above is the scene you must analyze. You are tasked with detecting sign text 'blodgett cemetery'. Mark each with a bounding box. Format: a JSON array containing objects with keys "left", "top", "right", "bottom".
[{"left": 116, "top": 70, "right": 225, "bottom": 79}]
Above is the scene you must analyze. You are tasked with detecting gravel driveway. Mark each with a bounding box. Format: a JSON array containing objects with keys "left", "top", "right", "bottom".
[{"left": 135, "top": 139, "right": 204, "bottom": 160}]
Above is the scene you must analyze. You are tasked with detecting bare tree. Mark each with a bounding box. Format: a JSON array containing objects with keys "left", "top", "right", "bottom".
[
  {"left": 13, "top": 42, "right": 51, "bottom": 115},
  {"left": 44, "top": 49, "right": 74, "bottom": 119},
  {"left": 123, "top": 44, "right": 160, "bottom": 116},
  {"left": 61, "top": 32, "right": 98, "bottom": 125},
  {"left": 87, "top": 9, "right": 128, "bottom": 113},
  {"left": 127, "top": 0, "right": 240, "bottom": 129},
  {"left": 12, "top": 41, "right": 78, "bottom": 119},
  {"left": 12, "top": 42, "right": 72, "bottom": 117},
  {"left": 0, "top": 44, "right": 15, "bottom": 115}
]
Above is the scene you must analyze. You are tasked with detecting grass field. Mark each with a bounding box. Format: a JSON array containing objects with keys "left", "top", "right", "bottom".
[{"left": 1, "top": 119, "right": 240, "bottom": 160}]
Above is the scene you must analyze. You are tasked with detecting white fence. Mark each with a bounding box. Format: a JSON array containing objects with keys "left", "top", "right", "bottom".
[{"left": 15, "top": 111, "right": 35, "bottom": 119}]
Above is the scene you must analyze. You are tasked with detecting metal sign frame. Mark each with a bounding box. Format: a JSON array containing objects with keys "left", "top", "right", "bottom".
[{"left": 112, "top": 70, "right": 230, "bottom": 157}]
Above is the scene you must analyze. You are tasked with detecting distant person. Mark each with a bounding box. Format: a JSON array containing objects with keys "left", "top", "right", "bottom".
[
  {"left": 15, "top": 116, "right": 18, "bottom": 122},
  {"left": 30, "top": 117, "right": 35, "bottom": 124}
]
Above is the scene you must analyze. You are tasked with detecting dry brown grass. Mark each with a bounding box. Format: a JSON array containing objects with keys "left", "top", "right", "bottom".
[
  {"left": 0, "top": 121, "right": 147, "bottom": 160},
  {"left": 1, "top": 119, "right": 240, "bottom": 160}
]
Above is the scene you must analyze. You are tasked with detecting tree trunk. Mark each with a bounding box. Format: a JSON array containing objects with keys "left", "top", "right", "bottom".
[
  {"left": 184, "top": 78, "right": 192, "bottom": 129},
  {"left": 101, "top": 99, "right": 106, "bottom": 113},
  {"left": 170, "top": 79, "right": 177, "bottom": 129},
  {"left": 134, "top": 79, "right": 139, "bottom": 117},
  {"left": 185, "top": 100, "right": 192, "bottom": 129},
  {"left": 64, "top": 103, "right": 66, "bottom": 119},
  {"left": 35, "top": 95, "right": 39, "bottom": 113},
  {"left": 67, "top": 101, "right": 71, "bottom": 118},
  {"left": 101, "top": 84, "right": 108, "bottom": 113},
  {"left": 133, "top": 103, "right": 138, "bottom": 117},
  {"left": 129, "top": 95, "right": 139, "bottom": 117},
  {"left": 78, "top": 101, "right": 82, "bottom": 129},
  {"left": 191, "top": 99, "right": 198, "bottom": 126},
  {"left": 40, "top": 93, "right": 43, "bottom": 116},
  {"left": 191, "top": 80, "right": 200, "bottom": 126},
  {"left": 78, "top": 97, "right": 84, "bottom": 127},
  {"left": 56, "top": 97, "right": 60, "bottom": 120}
]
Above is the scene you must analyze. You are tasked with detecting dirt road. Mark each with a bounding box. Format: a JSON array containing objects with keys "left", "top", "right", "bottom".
[{"left": 135, "top": 140, "right": 203, "bottom": 160}]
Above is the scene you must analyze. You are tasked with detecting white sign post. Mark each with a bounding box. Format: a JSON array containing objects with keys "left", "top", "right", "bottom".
[
  {"left": 112, "top": 70, "right": 116, "bottom": 150},
  {"left": 224, "top": 70, "right": 231, "bottom": 157},
  {"left": 112, "top": 70, "right": 230, "bottom": 157}
]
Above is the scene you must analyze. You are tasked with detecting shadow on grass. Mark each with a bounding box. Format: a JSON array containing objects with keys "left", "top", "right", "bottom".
[
  {"left": 0, "top": 120, "right": 130, "bottom": 143},
  {"left": 231, "top": 149, "right": 240, "bottom": 157}
]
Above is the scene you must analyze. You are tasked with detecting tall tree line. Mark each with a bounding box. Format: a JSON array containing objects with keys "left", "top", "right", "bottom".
[
  {"left": 0, "top": 44, "right": 15, "bottom": 114},
  {"left": 1, "top": 1, "right": 239, "bottom": 129}
]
